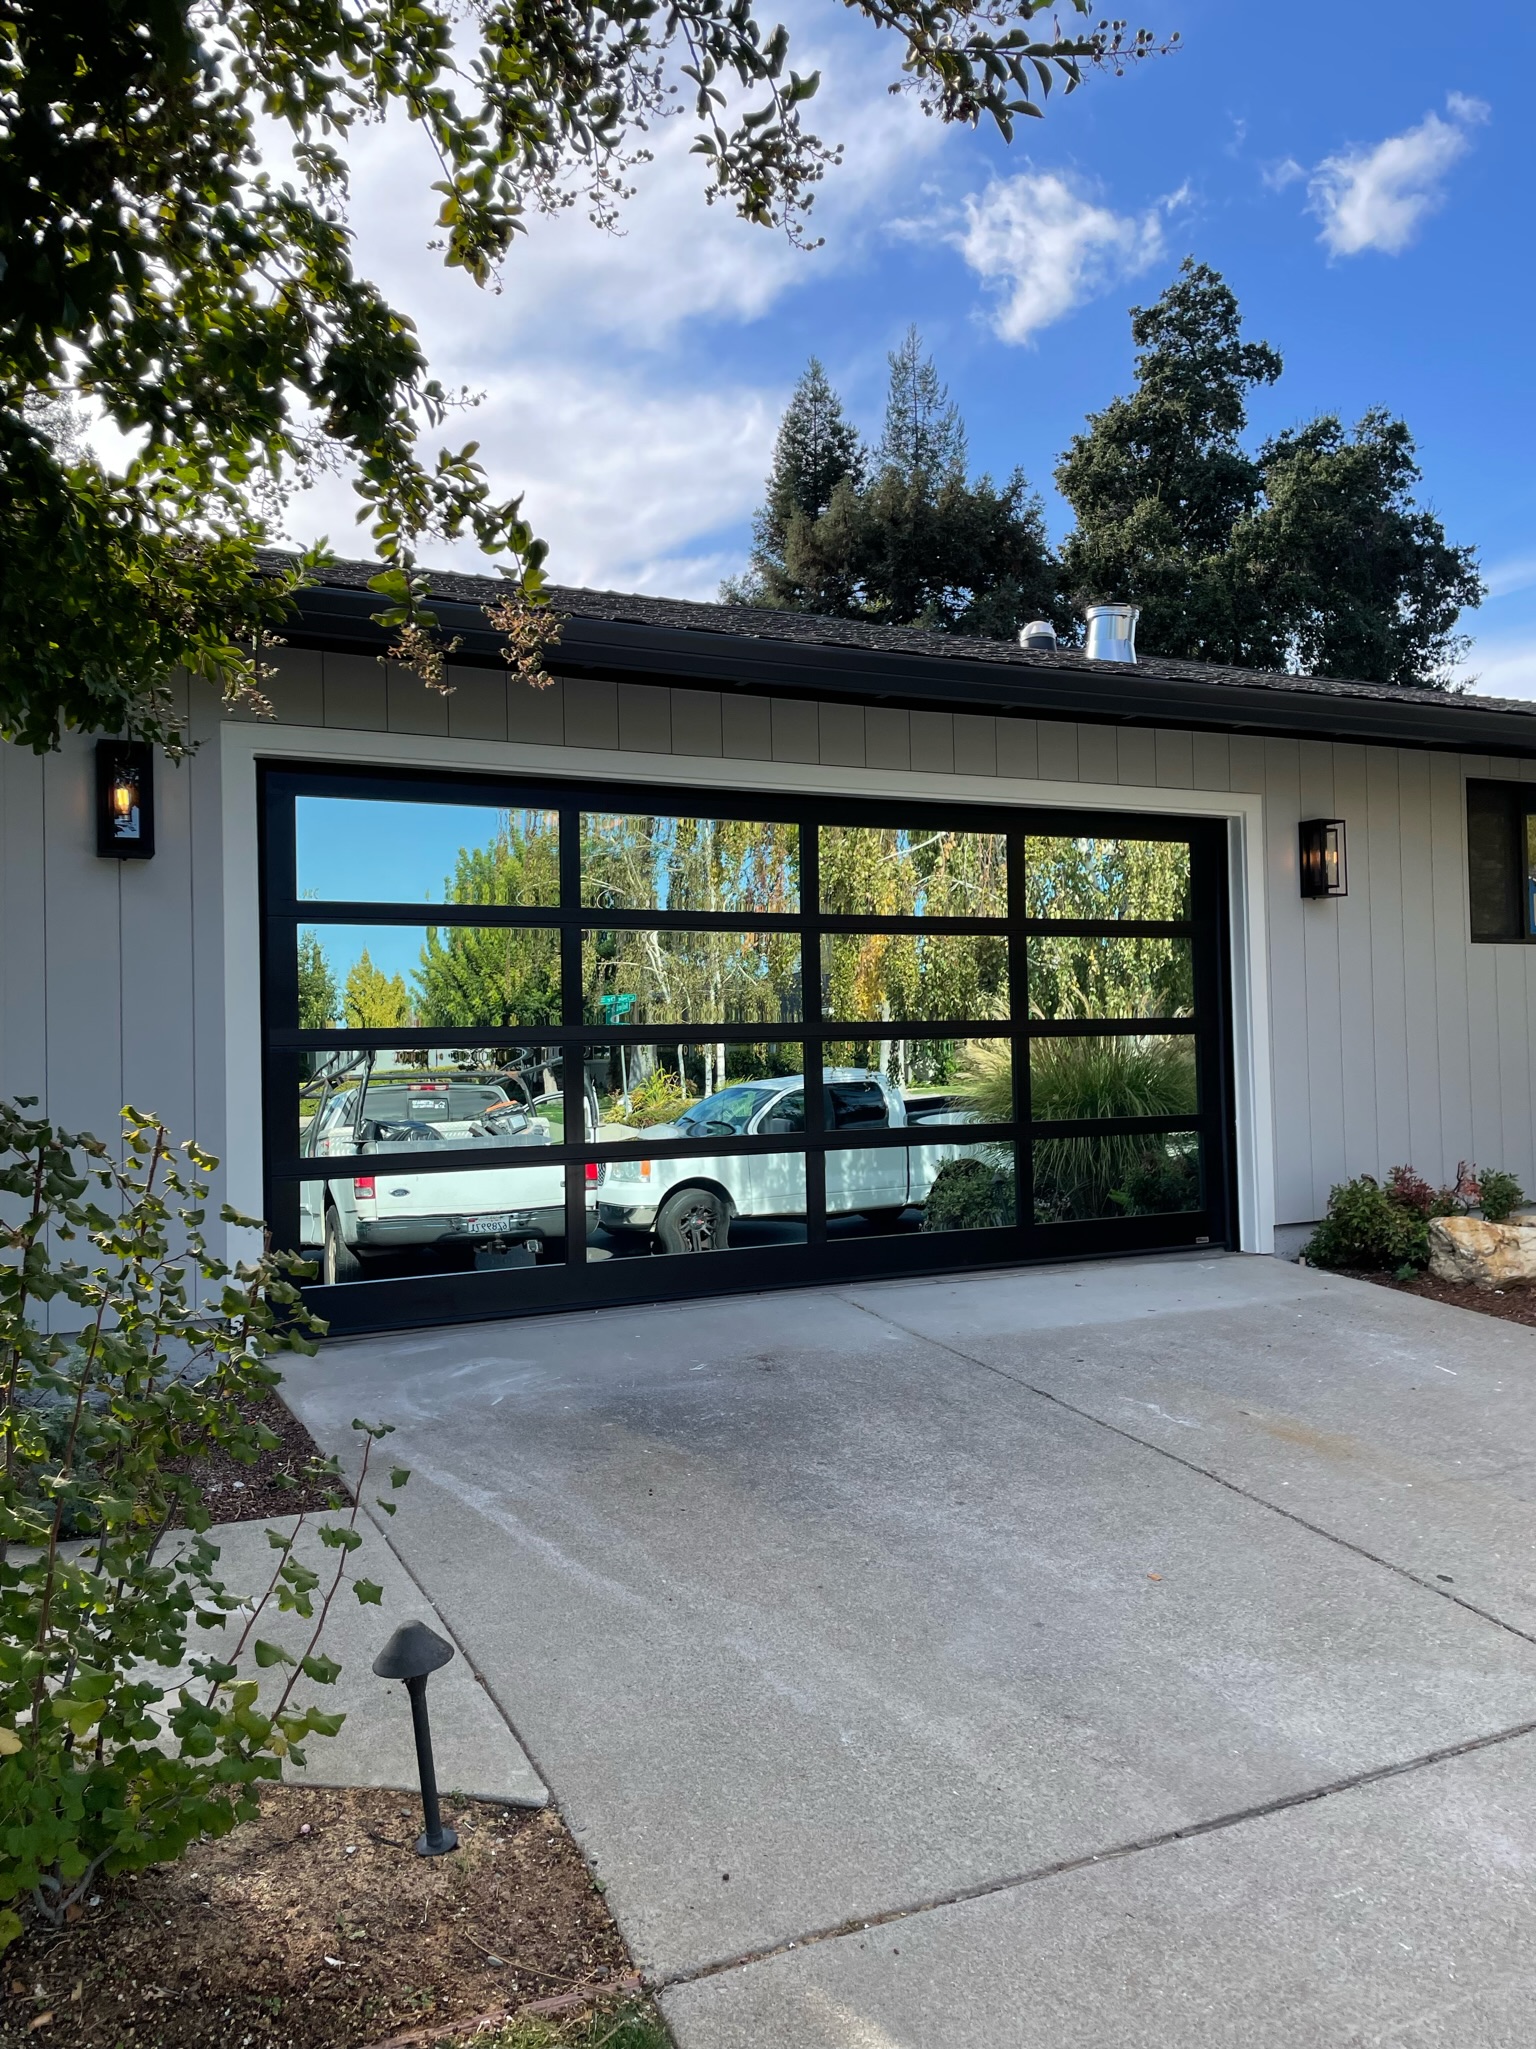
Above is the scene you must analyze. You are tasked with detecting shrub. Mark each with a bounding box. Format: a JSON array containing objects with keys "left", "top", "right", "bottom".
[
  {"left": 923, "top": 1156, "right": 1015, "bottom": 1232},
  {"left": 1480, "top": 1169, "right": 1525, "bottom": 1224},
  {"left": 608, "top": 1067, "right": 693, "bottom": 1128},
  {"left": 0, "top": 1099, "right": 400, "bottom": 1948},
  {"left": 1304, "top": 1175, "right": 1430, "bottom": 1271}
]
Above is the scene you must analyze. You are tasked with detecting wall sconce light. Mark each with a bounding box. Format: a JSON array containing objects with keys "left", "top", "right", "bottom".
[
  {"left": 1298, "top": 818, "right": 1347, "bottom": 899},
  {"left": 96, "top": 740, "right": 155, "bottom": 860}
]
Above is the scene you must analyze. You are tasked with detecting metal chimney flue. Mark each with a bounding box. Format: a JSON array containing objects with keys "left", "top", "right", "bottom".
[
  {"left": 1084, "top": 603, "right": 1140, "bottom": 664},
  {"left": 1018, "top": 620, "right": 1058, "bottom": 653}
]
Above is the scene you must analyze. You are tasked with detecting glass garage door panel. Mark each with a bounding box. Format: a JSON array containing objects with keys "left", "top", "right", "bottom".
[{"left": 261, "top": 771, "right": 1233, "bottom": 1332}]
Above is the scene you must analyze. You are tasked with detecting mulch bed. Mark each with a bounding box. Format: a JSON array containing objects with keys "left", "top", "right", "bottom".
[
  {"left": 1, "top": 1786, "right": 641, "bottom": 2049},
  {"left": 175, "top": 1393, "right": 346, "bottom": 1523},
  {"left": 1343, "top": 1266, "right": 1536, "bottom": 1330}
]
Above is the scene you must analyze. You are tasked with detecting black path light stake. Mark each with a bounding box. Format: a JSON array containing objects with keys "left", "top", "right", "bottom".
[{"left": 373, "top": 1621, "right": 459, "bottom": 1857}]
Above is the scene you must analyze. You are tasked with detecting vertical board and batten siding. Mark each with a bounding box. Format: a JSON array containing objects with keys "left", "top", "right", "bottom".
[{"left": 7, "top": 649, "right": 1536, "bottom": 1299}]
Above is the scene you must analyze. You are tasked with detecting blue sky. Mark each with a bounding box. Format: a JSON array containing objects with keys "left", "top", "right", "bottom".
[{"left": 282, "top": 0, "right": 1536, "bottom": 694}]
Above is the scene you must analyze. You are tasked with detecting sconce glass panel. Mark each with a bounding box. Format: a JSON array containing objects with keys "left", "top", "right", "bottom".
[{"left": 1298, "top": 819, "right": 1347, "bottom": 899}]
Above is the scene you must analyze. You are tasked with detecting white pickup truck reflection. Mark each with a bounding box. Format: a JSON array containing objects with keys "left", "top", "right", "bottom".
[{"left": 594, "top": 1069, "right": 979, "bottom": 1253}]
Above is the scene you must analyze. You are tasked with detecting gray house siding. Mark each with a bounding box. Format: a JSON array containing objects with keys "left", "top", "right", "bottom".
[{"left": 7, "top": 648, "right": 1536, "bottom": 1310}]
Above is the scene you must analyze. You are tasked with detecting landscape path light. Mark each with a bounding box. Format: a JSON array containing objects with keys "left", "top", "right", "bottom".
[{"left": 373, "top": 1620, "right": 459, "bottom": 1856}]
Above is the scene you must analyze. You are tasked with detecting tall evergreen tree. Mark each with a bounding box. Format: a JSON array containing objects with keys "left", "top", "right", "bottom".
[
  {"left": 725, "top": 359, "right": 864, "bottom": 610},
  {"left": 727, "top": 331, "right": 1059, "bottom": 636},
  {"left": 1056, "top": 260, "right": 1283, "bottom": 662},
  {"left": 878, "top": 326, "right": 967, "bottom": 482}
]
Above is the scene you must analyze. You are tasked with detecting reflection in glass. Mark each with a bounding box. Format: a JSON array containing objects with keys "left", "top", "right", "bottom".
[
  {"left": 1024, "top": 836, "right": 1191, "bottom": 922},
  {"left": 831, "top": 1139, "right": 1012, "bottom": 1234},
  {"left": 592, "top": 1150, "right": 807, "bottom": 1254},
  {"left": 820, "top": 932, "right": 1008, "bottom": 1024},
  {"left": 819, "top": 825, "right": 1007, "bottom": 918},
  {"left": 295, "top": 798, "right": 559, "bottom": 907},
  {"left": 1027, "top": 935, "right": 1192, "bottom": 1020},
  {"left": 583, "top": 931, "right": 802, "bottom": 1027},
  {"left": 298, "top": 1159, "right": 572, "bottom": 1284},
  {"left": 583, "top": 1041, "right": 805, "bottom": 1130},
  {"left": 297, "top": 926, "right": 560, "bottom": 1030},
  {"left": 298, "top": 1048, "right": 587, "bottom": 1159},
  {"left": 823, "top": 1039, "right": 991, "bottom": 1123},
  {"left": 581, "top": 814, "right": 799, "bottom": 914},
  {"left": 1028, "top": 1035, "right": 1197, "bottom": 1121},
  {"left": 1032, "top": 1131, "right": 1202, "bottom": 1223},
  {"left": 1526, "top": 815, "right": 1536, "bottom": 939}
]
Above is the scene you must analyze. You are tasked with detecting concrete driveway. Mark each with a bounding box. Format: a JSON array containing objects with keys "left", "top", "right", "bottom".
[{"left": 280, "top": 1254, "right": 1536, "bottom": 2046}]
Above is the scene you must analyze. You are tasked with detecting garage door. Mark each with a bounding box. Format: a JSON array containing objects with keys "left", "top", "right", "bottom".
[{"left": 260, "top": 766, "right": 1236, "bottom": 1335}]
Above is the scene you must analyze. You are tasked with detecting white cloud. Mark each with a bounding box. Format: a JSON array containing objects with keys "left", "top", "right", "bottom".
[
  {"left": 1482, "top": 553, "right": 1536, "bottom": 602},
  {"left": 1458, "top": 631, "right": 1536, "bottom": 701},
  {"left": 951, "top": 170, "right": 1171, "bottom": 345},
  {"left": 1307, "top": 95, "right": 1489, "bottom": 257},
  {"left": 282, "top": 360, "right": 779, "bottom": 595},
  {"left": 1262, "top": 156, "right": 1305, "bottom": 192}
]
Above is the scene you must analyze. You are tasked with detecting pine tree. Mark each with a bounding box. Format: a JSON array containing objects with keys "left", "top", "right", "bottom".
[
  {"left": 878, "top": 326, "right": 966, "bottom": 482},
  {"left": 727, "top": 332, "right": 1058, "bottom": 636},
  {"left": 1056, "top": 260, "right": 1283, "bottom": 662},
  {"left": 724, "top": 359, "right": 864, "bottom": 609}
]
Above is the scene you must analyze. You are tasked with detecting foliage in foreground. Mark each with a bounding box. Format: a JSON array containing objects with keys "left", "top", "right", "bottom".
[
  {"left": 0, "top": 1099, "right": 402, "bottom": 1947},
  {"left": 1303, "top": 1161, "right": 1524, "bottom": 1271},
  {"left": 3, "top": 2, "right": 1160, "bottom": 755}
]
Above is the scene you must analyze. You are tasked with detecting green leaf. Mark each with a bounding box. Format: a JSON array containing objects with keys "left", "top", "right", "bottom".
[
  {"left": 352, "top": 1578, "right": 384, "bottom": 1606},
  {"left": 300, "top": 1652, "right": 341, "bottom": 1686},
  {"left": 390, "top": 1466, "right": 411, "bottom": 1489},
  {"left": 252, "top": 1640, "right": 296, "bottom": 1668},
  {"left": 318, "top": 1523, "right": 363, "bottom": 1552},
  {"left": 0, "top": 1908, "right": 22, "bottom": 1953}
]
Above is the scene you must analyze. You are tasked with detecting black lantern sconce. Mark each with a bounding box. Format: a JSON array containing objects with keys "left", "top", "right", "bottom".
[
  {"left": 1298, "top": 818, "right": 1347, "bottom": 900},
  {"left": 373, "top": 1620, "right": 459, "bottom": 1857},
  {"left": 96, "top": 740, "right": 155, "bottom": 860}
]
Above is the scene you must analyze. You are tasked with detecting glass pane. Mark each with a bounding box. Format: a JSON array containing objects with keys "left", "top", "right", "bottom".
[
  {"left": 297, "top": 1160, "right": 573, "bottom": 1282},
  {"left": 1028, "top": 1036, "right": 1197, "bottom": 1121},
  {"left": 829, "top": 1139, "right": 1014, "bottom": 1236},
  {"left": 1024, "top": 836, "right": 1191, "bottom": 921},
  {"left": 1027, "top": 936, "right": 1192, "bottom": 1020},
  {"left": 295, "top": 798, "right": 560, "bottom": 907},
  {"left": 583, "top": 931, "right": 802, "bottom": 1026},
  {"left": 297, "top": 1048, "right": 590, "bottom": 1160},
  {"left": 821, "top": 933, "right": 1009, "bottom": 1024},
  {"left": 592, "top": 1150, "right": 807, "bottom": 1254},
  {"left": 296, "top": 926, "right": 560, "bottom": 1031},
  {"left": 581, "top": 814, "right": 799, "bottom": 913},
  {"left": 1032, "top": 1131, "right": 1203, "bottom": 1223},
  {"left": 1526, "top": 813, "right": 1536, "bottom": 940},
  {"left": 583, "top": 1043, "right": 805, "bottom": 1135},
  {"left": 819, "top": 825, "right": 1007, "bottom": 918},
  {"left": 823, "top": 1039, "right": 996, "bottom": 1127}
]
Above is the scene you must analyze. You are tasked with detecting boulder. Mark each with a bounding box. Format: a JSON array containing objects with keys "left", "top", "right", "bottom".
[{"left": 1427, "top": 1214, "right": 1536, "bottom": 1290}]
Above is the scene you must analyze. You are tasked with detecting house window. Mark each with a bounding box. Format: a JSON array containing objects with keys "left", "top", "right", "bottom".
[{"left": 1467, "top": 779, "right": 1536, "bottom": 941}]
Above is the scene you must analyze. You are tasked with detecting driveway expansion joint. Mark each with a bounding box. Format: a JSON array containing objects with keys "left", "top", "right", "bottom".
[
  {"left": 653, "top": 1712, "right": 1536, "bottom": 1994},
  {"left": 840, "top": 1291, "right": 1536, "bottom": 1653}
]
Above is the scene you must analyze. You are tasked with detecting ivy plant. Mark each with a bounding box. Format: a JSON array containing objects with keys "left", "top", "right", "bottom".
[{"left": 0, "top": 1098, "right": 399, "bottom": 1948}]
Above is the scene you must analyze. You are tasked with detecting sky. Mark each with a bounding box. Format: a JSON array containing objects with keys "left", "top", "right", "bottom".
[{"left": 276, "top": 0, "right": 1536, "bottom": 697}]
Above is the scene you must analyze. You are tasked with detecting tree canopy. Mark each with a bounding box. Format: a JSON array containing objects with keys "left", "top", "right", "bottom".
[
  {"left": 726, "top": 333, "right": 1060, "bottom": 634},
  {"left": 737, "top": 262, "right": 1482, "bottom": 688},
  {"left": 2, "top": 0, "right": 1155, "bottom": 756}
]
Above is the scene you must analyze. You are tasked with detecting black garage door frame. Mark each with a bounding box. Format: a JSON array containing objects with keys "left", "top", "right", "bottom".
[{"left": 260, "top": 762, "right": 1238, "bottom": 1335}]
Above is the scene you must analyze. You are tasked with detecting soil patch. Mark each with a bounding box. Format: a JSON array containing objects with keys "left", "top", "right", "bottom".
[
  {"left": 1345, "top": 1266, "right": 1536, "bottom": 1330},
  {"left": 1, "top": 1786, "right": 640, "bottom": 2049},
  {"left": 174, "top": 1392, "right": 346, "bottom": 1522}
]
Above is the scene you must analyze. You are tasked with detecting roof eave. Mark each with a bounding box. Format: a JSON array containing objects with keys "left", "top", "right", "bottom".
[{"left": 287, "top": 582, "right": 1536, "bottom": 761}]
